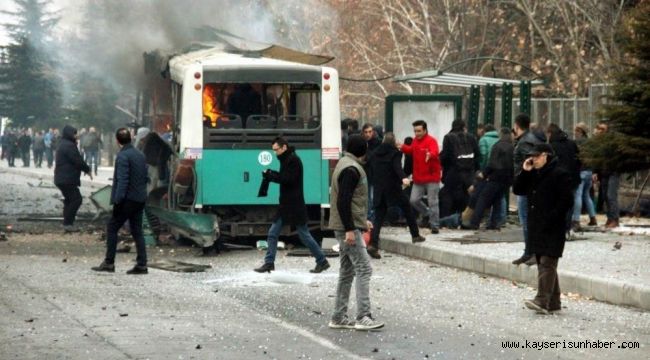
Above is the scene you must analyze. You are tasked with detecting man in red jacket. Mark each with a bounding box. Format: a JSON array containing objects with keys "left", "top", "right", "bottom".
[{"left": 401, "top": 120, "right": 442, "bottom": 233}]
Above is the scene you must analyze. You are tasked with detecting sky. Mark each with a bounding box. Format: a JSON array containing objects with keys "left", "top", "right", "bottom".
[{"left": 0, "top": 0, "right": 80, "bottom": 46}]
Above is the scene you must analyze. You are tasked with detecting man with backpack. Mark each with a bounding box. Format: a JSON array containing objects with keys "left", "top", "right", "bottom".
[{"left": 439, "top": 119, "right": 480, "bottom": 218}]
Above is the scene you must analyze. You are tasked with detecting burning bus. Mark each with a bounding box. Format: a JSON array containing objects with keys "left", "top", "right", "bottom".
[{"left": 142, "top": 34, "right": 341, "bottom": 253}]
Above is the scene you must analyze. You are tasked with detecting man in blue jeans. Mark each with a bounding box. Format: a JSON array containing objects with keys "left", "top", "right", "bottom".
[
  {"left": 511, "top": 114, "right": 544, "bottom": 266},
  {"left": 254, "top": 137, "right": 329, "bottom": 274}
]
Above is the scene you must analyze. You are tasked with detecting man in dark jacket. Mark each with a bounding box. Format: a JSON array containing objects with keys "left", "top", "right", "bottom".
[
  {"left": 18, "top": 129, "right": 32, "bottom": 167},
  {"left": 4, "top": 130, "right": 18, "bottom": 167},
  {"left": 32, "top": 131, "right": 45, "bottom": 168},
  {"left": 367, "top": 132, "right": 424, "bottom": 259},
  {"left": 254, "top": 137, "right": 329, "bottom": 274},
  {"left": 511, "top": 114, "right": 545, "bottom": 265},
  {"left": 439, "top": 119, "right": 480, "bottom": 218},
  {"left": 466, "top": 127, "right": 514, "bottom": 229},
  {"left": 513, "top": 143, "right": 574, "bottom": 314},
  {"left": 92, "top": 128, "right": 149, "bottom": 275},
  {"left": 547, "top": 123, "right": 581, "bottom": 235},
  {"left": 54, "top": 125, "right": 92, "bottom": 232}
]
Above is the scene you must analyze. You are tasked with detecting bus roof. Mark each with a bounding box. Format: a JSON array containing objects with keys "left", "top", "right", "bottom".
[{"left": 169, "top": 46, "right": 333, "bottom": 84}]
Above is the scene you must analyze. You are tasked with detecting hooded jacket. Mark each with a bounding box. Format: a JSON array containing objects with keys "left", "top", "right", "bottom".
[
  {"left": 478, "top": 130, "right": 499, "bottom": 169},
  {"left": 400, "top": 133, "right": 441, "bottom": 184},
  {"left": 548, "top": 130, "right": 581, "bottom": 188},
  {"left": 513, "top": 157, "right": 574, "bottom": 257},
  {"left": 54, "top": 125, "right": 90, "bottom": 186},
  {"left": 368, "top": 143, "right": 407, "bottom": 207},
  {"left": 264, "top": 146, "right": 308, "bottom": 226}
]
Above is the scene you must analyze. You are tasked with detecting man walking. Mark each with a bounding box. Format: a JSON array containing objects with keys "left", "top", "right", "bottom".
[
  {"left": 328, "top": 134, "right": 383, "bottom": 330},
  {"left": 367, "top": 132, "right": 424, "bottom": 259},
  {"left": 400, "top": 120, "right": 442, "bottom": 233},
  {"left": 84, "top": 127, "right": 102, "bottom": 176},
  {"left": 32, "top": 130, "right": 45, "bottom": 168},
  {"left": 511, "top": 114, "right": 544, "bottom": 265},
  {"left": 513, "top": 144, "right": 574, "bottom": 314},
  {"left": 254, "top": 137, "right": 330, "bottom": 274},
  {"left": 18, "top": 129, "right": 32, "bottom": 167},
  {"left": 592, "top": 121, "right": 620, "bottom": 228},
  {"left": 92, "top": 128, "right": 149, "bottom": 274},
  {"left": 439, "top": 119, "right": 480, "bottom": 217},
  {"left": 54, "top": 125, "right": 92, "bottom": 233}
]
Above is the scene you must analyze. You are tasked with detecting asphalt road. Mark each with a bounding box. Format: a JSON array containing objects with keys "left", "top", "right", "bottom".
[{"left": 0, "top": 171, "right": 648, "bottom": 360}]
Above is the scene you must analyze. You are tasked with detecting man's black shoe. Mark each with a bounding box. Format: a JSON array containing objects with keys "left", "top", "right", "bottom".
[
  {"left": 126, "top": 265, "right": 148, "bottom": 275},
  {"left": 512, "top": 255, "right": 532, "bottom": 265},
  {"left": 524, "top": 256, "right": 537, "bottom": 266},
  {"left": 367, "top": 246, "right": 381, "bottom": 259},
  {"left": 254, "top": 263, "right": 275, "bottom": 273},
  {"left": 430, "top": 226, "right": 439, "bottom": 234},
  {"left": 310, "top": 260, "right": 331, "bottom": 273},
  {"left": 411, "top": 235, "right": 426, "bottom": 244},
  {"left": 91, "top": 262, "right": 115, "bottom": 273}
]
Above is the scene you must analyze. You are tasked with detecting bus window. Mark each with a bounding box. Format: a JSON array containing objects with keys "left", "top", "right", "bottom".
[{"left": 202, "top": 83, "right": 320, "bottom": 130}]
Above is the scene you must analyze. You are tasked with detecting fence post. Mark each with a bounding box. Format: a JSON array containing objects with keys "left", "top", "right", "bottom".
[
  {"left": 484, "top": 84, "right": 496, "bottom": 125},
  {"left": 468, "top": 85, "right": 480, "bottom": 135},
  {"left": 519, "top": 80, "right": 532, "bottom": 116},
  {"left": 501, "top": 83, "right": 513, "bottom": 128}
]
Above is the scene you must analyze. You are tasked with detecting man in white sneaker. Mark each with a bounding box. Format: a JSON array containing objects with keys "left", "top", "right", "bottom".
[{"left": 328, "top": 134, "right": 384, "bottom": 331}]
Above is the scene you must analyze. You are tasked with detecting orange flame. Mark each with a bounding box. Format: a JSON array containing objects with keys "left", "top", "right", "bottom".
[{"left": 202, "top": 84, "right": 221, "bottom": 126}]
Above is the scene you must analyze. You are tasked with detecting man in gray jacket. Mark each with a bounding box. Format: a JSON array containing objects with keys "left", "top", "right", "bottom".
[{"left": 328, "top": 134, "right": 384, "bottom": 331}]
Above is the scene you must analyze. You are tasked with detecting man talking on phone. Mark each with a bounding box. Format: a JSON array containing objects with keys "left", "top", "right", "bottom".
[{"left": 513, "top": 143, "right": 574, "bottom": 314}]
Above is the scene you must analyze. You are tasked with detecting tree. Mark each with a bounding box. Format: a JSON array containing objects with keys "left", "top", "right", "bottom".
[
  {"left": 0, "top": 0, "right": 62, "bottom": 129},
  {"left": 581, "top": 1, "right": 650, "bottom": 174}
]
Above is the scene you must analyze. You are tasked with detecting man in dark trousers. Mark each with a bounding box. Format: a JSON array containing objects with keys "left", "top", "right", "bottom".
[
  {"left": 466, "top": 127, "right": 514, "bottom": 230},
  {"left": 18, "top": 129, "right": 32, "bottom": 167},
  {"left": 439, "top": 119, "right": 480, "bottom": 218},
  {"left": 54, "top": 125, "right": 92, "bottom": 232},
  {"left": 513, "top": 143, "right": 574, "bottom": 314},
  {"left": 92, "top": 128, "right": 149, "bottom": 274},
  {"left": 328, "top": 134, "right": 383, "bottom": 331},
  {"left": 367, "top": 132, "right": 424, "bottom": 259},
  {"left": 254, "top": 137, "right": 330, "bottom": 274}
]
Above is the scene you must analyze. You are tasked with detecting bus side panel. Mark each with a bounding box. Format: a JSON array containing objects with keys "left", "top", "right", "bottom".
[{"left": 199, "top": 149, "right": 323, "bottom": 205}]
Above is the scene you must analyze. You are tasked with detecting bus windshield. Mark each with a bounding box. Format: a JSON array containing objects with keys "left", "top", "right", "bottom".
[{"left": 202, "top": 83, "right": 321, "bottom": 130}]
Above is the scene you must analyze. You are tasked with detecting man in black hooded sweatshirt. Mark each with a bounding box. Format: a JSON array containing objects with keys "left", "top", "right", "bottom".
[
  {"left": 54, "top": 125, "right": 92, "bottom": 232},
  {"left": 367, "top": 132, "right": 424, "bottom": 259}
]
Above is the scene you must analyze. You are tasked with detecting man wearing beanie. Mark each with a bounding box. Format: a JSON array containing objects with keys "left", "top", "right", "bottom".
[
  {"left": 328, "top": 134, "right": 384, "bottom": 331},
  {"left": 513, "top": 143, "right": 574, "bottom": 314}
]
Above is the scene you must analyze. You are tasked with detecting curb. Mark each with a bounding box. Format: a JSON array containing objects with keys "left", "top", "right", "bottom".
[
  {"left": 381, "top": 235, "right": 650, "bottom": 311},
  {"left": 1, "top": 167, "right": 111, "bottom": 190}
]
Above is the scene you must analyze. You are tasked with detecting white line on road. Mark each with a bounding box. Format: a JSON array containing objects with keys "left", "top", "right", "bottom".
[{"left": 261, "top": 314, "right": 370, "bottom": 360}]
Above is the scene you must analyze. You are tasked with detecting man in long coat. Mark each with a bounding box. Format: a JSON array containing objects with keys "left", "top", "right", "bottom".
[
  {"left": 513, "top": 143, "right": 574, "bottom": 314},
  {"left": 254, "top": 137, "right": 329, "bottom": 273}
]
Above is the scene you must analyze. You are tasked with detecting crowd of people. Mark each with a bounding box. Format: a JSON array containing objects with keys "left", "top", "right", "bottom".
[
  {"left": 339, "top": 115, "right": 621, "bottom": 262},
  {"left": 327, "top": 114, "right": 622, "bottom": 321},
  {"left": 1, "top": 126, "right": 103, "bottom": 171}
]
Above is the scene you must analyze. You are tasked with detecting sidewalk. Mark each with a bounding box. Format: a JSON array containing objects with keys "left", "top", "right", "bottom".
[
  {"left": 378, "top": 220, "right": 650, "bottom": 311},
  {"left": 0, "top": 161, "right": 113, "bottom": 189}
]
